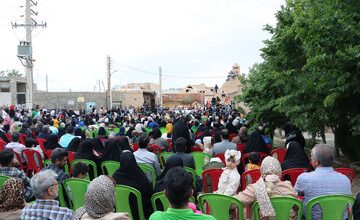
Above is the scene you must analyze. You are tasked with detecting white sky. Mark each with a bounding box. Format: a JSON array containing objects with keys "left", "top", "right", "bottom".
[{"left": 0, "top": 0, "right": 284, "bottom": 92}]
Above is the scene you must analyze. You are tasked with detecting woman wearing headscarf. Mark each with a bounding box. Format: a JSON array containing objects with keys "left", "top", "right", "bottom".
[
  {"left": 236, "top": 156, "right": 297, "bottom": 219},
  {"left": 92, "top": 127, "right": 107, "bottom": 155},
  {"left": 44, "top": 133, "right": 62, "bottom": 150},
  {"left": 76, "top": 140, "right": 100, "bottom": 179},
  {"left": 242, "top": 128, "right": 270, "bottom": 155},
  {"left": 0, "top": 178, "right": 26, "bottom": 220},
  {"left": 281, "top": 141, "right": 312, "bottom": 171},
  {"left": 67, "top": 137, "right": 81, "bottom": 152},
  {"left": 116, "top": 136, "right": 134, "bottom": 153},
  {"left": 154, "top": 156, "right": 183, "bottom": 193},
  {"left": 149, "top": 127, "right": 168, "bottom": 151},
  {"left": 73, "top": 175, "right": 130, "bottom": 220},
  {"left": 112, "top": 151, "right": 153, "bottom": 220},
  {"left": 100, "top": 139, "right": 122, "bottom": 162}
]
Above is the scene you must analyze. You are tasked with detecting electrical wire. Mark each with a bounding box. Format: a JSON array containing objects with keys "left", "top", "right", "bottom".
[{"left": 112, "top": 60, "right": 225, "bottom": 79}]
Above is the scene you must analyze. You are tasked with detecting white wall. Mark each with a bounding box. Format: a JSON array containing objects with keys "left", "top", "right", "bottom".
[{"left": 0, "top": 93, "right": 11, "bottom": 106}]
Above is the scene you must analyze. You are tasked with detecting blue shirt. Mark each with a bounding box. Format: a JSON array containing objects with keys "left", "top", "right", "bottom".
[
  {"left": 59, "top": 133, "right": 75, "bottom": 148},
  {"left": 294, "top": 167, "right": 351, "bottom": 219}
]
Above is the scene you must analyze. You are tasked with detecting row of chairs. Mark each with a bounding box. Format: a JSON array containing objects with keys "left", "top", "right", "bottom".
[
  {"left": 202, "top": 167, "right": 356, "bottom": 193},
  {"left": 58, "top": 179, "right": 357, "bottom": 220}
]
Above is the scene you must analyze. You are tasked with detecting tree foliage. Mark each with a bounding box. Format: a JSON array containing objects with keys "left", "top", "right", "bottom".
[
  {"left": 0, "top": 69, "right": 23, "bottom": 77},
  {"left": 240, "top": 0, "right": 360, "bottom": 159}
]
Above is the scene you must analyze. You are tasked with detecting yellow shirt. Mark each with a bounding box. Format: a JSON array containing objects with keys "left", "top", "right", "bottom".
[
  {"left": 247, "top": 163, "right": 260, "bottom": 171},
  {"left": 53, "top": 119, "right": 59, "bottom": 128}
]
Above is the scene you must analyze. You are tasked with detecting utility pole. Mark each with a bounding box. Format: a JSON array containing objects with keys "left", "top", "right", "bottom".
[
  {"left": 45, "top": 74, "right": 48, "bottom": 92},
  {"left": 158, "top": 67, "right": 163, "bottom": 106},
  {"left": 106, "top": 56, "right": 112, "bottom": 110},
  {"left": 12, "top": 0, "right": 46, "bottom": 109}
]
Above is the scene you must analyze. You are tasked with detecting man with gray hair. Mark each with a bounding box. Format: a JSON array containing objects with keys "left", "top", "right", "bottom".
[
  {"left": 21, "top": 169, "right": 73, "bottom": 219},
  {"left": 295, "top": 144, "right": 352, "bottom": 219}
]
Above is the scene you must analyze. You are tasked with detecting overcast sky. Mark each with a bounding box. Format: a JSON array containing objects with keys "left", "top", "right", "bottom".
[{"left": 0, "top": 0, "right": 284, "bottom": 92}]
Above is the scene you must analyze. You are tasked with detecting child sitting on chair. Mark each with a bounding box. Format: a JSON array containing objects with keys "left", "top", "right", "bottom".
[
  {"left": 215, "top": 149, "right": 241, "bottom": 196},
  {"left": 71, "top": 162, "right": 89, "bottom": 179},
  {"left": 245, "top": 152, "right": 261, "bottom": 171}
]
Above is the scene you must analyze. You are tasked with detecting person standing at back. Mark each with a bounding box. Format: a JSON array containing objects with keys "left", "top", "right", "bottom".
[{"left": 294, "top": 144, "right": 352, "bottom": 219}]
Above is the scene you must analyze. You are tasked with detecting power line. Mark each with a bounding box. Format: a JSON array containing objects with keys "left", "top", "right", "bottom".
[{"left": 112, "top": 60, "right": 225, "bottom": 80}]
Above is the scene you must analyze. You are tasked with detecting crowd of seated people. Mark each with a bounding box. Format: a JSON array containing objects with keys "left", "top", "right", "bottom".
[{"left": 0, "top": 104, "right": 358, "bottom": 219}]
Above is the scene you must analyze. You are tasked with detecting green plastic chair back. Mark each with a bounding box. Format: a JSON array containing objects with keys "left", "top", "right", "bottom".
[
  {"left": 64, "top": 178, "right": 90, "bottom": 211},
  {"left": 184, "top": 167, "right": 197, "bottom": 189},
  {"left": 158, "top": 152, "right": 173, "bottom": 169},
  {"left": 252, "top": 197, "right": 303, "bottom": 220},
  {"left": 306, "top": 194, "right": 355, "bottom": 220},
  {"left": 160, "top": 127, "right": 166, "bottom": 134},
  {"left": 0, "top": 175, "right": 11, "bottom": 190},
  {"left": 57, "top": 183, "right": 67, "bottom": 207},
  {"left": 191, "top": 152, "right": 212, "bottom": 176},
  {"left": 72, "top": 159, "right": 98, "bottom": 181},
  {"left": 198, "top": 193, "right": 244, "bottom": 220},
  {"left": 101, "top": 160, "right": 120, "bottom": 176},
  {"left": 144, "top": 127, "right": 152, "bottom": 134},
  {"left": 151, "top": 191, "right": 170, "bottom": 211},
  {"left": 43, "top": 159, "right": 52, "bottom": 166},
  {"left": 115, "top": 185, "right": 145, "bottom": 220},
  {"left": 138, "top": 163, "right": 156, "bottom": 189}
]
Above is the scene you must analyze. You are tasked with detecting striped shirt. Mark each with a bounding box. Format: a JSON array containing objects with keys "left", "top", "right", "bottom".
[
  {"left": 21, "top": 199, "right": 73, "bottom": 220},
  {"left": 294, "top": 167, "right": 352, "bottom": 219}
]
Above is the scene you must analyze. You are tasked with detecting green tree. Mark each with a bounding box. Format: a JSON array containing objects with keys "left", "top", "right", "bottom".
[
  {"left": 0, "top": 69, "right": 23, "bottom": 77},
  {"left": 240, "top": 0, "right": 360, "bottom": 159}
]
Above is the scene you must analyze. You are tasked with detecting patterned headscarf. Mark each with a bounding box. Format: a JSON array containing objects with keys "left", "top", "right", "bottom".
[
  {"left": 0, "top": 178, "right": 26, "bottom": 212},
  {"left": 73, "top": 175, "right": 116, "bottom": 219},
  {"left": 254, "top": 156, "right": 282, "bottom": 218}
]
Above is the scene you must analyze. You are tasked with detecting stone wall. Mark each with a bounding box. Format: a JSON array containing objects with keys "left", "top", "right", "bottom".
[{"left": 33, "top": 92, "right": 107, "bottom": 109}]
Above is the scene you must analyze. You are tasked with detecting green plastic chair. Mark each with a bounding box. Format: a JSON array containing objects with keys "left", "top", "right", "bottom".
[
  {"left": 160, "top": 127, "right": 166, "bottom": 134},
  {"left": 158, "top": 152, "right": 173, "bottom": 169},
  {"left": 144, "top": 127, "right": 152, "bottom": 134},
  {"left": 306, "top": 194, "right": 355, "bottom": 220},
  {"left": 0, "top": 175, "right": 11, "bottom": 189},
  {"left": 43, "top": 159, "right": 51, "bottom": 166},
  {"left": 57, "top": 183, "right": 67, "bottom": 207},
  {"left": 115, "top": 185, "right": 145, "bottom": 220},
  {"left": 191, "top": 152, "right": 212, "bottom": 176},
  {"left": 252, "top": 197, "right": 303, "bottom": 220},
  {"left": 184, "top": 167, "right": 197, "bottom": 189},
  {"left": 72, "top": 159, "right": 98, "bottom": 181},
  {"left": 101, "top": 160, "right": 120, "bottom": 176},
  {"left": 138, "top": 163, "right": 156, "bottom": 189},
  {"left": 151, "top": 191, "right": 170, "bottom": 211},
  {"left": 64, "top": 178, "right": 90, "bottom": 211},
  {"left": 198, "top": 193, "right": 244, "bottom": 220}
]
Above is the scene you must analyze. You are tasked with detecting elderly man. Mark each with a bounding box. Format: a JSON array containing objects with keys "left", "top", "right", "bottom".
[
  {"left": 294, "top": 144, "right": 352, "bottom": 219},
  {"left": 21, "top": 170, "right": 73, "bottom": 219}
]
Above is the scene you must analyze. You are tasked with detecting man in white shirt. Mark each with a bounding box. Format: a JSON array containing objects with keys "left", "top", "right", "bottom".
[
  {"left": 134, "top": 134, "right": 161, "bottom": 179},
  {"left": 5, "top": 132, "right": 26, "bottom": 155}
]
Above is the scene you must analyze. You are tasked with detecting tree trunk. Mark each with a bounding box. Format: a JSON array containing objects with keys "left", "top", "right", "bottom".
[
  {"left": 331, "top": 127, "right": 340, "bottom": 157},
  {"left": 320, "top": 127, "right": 326, "bottom": 144}
]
